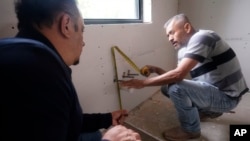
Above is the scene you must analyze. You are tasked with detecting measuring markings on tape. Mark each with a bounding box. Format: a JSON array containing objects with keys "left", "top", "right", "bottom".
[
  {"left": 111, "top": 46, "right": 150, "bottom": 109},
  {"left": 111, "top": 46, "right": 140, "bottom": 110},
  {"left": 111, "top": 46, "right": 141, "bottom": 73}
]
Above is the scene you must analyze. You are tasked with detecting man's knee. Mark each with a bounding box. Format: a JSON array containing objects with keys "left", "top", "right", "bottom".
[
  {"left": 161, "top": 83, "right": 179, "bottom": 98},
  {"left": 161, "top": 85, "right": 170, "bottom": 98}
]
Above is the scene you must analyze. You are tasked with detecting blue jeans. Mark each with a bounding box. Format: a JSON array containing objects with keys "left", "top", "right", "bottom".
[
  {"left": 161, "top": 79, "right": 240, "bottom": 133},
  {"left": 78, "top": 130, "right": 102, "bottom": 141}
]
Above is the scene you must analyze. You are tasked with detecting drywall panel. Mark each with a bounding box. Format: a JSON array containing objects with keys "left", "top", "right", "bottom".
[
  {"left": 178, "top": 0, "right": 250, "bottom": 88},
  {"left": 0, "top": 0, "right": 178, "bottom": 113},
  {"left": 73, "top": 0, "right": 178, "bottom": 112},
  {"left": 0, "top": 0, "right": 18, "bottom": 37}
]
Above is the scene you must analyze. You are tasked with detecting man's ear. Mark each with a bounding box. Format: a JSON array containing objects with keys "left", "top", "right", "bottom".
[
  {"left": 184, "top": 23, "right": 192, "bottom": 34},
  {"left": 59, "top": 14, "right": 71, "bottom": 38}
]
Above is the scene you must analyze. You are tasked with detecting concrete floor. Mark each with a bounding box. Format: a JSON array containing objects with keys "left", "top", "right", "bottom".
[{"left": 124, "top": 90, "right": 250, "bottom": 141}]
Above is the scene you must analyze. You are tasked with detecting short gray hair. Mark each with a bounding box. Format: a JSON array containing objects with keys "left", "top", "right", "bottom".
[{"left": 163, "top": 13, "right": 190, "bottom": 29}]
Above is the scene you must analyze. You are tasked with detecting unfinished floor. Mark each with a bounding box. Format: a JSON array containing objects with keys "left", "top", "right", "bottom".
[{"left": 124, "top": 90, "right": 250, "bottom": 141}]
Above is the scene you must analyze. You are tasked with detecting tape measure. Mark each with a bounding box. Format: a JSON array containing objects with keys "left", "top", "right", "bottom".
[
  {"left": 111, "top": 46, "right": 150, "bottom": 76},
  {"left": 111, "top": 46, "right": 150, "bottom": 109},
  {"left": 111, "top": 46, "right": 141, "bottom": 73}
]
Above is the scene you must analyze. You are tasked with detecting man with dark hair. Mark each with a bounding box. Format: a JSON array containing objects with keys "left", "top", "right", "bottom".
[
  {"left": 121, "top": 13, "right": 248, "bottom": 140},
  {"left": 0, "top": 0, "right": 141, "bottom": 141}
]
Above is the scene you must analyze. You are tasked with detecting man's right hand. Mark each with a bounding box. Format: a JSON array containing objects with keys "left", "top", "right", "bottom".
[{"left": 102, "top": 125, "right": 141, "bottom": 141}]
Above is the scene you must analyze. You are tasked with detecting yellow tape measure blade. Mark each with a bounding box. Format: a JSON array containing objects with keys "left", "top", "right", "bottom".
[{"left": 112, "top": 46, "right": 141, "bottom": 73}]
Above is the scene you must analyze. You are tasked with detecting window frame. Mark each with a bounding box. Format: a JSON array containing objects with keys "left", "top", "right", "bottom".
[{"left": 82, "top": 0, "right": 143, "bottom": 25}]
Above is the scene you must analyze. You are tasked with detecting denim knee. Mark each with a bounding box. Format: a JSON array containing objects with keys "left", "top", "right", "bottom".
[
  {"left": 161, "top": 85, "right": 170, "bottom": 98},
  {"left": 167, "top": 83, "right": 179, "bottom": 97}
]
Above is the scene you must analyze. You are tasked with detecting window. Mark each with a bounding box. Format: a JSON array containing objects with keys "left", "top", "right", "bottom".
[{"left": 77, "top": 0, "right": 144, "bottom": 24}]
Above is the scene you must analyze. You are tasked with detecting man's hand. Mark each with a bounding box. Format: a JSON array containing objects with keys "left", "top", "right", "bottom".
[
  {"left": 102, "top": 125, "right": 141, "bottom": 141},
  {"left": 111, "top": 110, "right": 128, "bottom": 125},
  {"left": 141, "top": 65, "right": 166, "bottom": 75}
]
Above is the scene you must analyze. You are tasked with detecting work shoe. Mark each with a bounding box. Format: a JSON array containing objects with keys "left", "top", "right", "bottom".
[
  {"left": 199, "top": 111, "right": 223, "bottom": 121},
  {"left": 162, "top": 127, "right": 200, "bottom": 141}
]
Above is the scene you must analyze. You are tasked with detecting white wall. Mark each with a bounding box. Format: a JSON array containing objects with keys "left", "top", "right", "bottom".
[
  {"left": 0, "top": 0, "right": 178, "bottom": 113},
  {"left": 73, "top": 0, "right": 178, "bottom": 112},
  {"left": 178, "top": 0, "right": 250, "bottom": 88},
  {"left": 0, "top": 0, "right": 18, "bottom": 37}
]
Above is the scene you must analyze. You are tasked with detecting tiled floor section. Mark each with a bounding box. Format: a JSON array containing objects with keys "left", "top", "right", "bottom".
[{"left": 125, "top": 90, "right": 250, "bottom": 141}]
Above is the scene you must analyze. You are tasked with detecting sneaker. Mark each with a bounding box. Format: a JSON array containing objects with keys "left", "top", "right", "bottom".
[
  {"left": 199, "top": 111, "right": 223, "bottom": 121},
  {"left": 162, "top": 127, "right": 200, "bottom": 141}
]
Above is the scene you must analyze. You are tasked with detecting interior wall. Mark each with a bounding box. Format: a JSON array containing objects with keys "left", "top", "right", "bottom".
[
  {"left": 73, "top": 0, "right": 178, "bottom": 112},
  {"left": 0, "top": 0, "right": 178, "bottom": 113},
  {"left": 0, "top": 0, "right": 18, "bottom": 37},
  {"left": 178, "top": 0, "right": 250, "bottom": 88}
]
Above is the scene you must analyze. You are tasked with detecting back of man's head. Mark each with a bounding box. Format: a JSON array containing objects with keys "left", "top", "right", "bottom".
[{"left": 15, "top": 0, "right": 80, "bottom": 30}]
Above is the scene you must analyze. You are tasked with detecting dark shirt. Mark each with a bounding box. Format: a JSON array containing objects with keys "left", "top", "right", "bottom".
[{"left": 0, "top": 27, "right": 112, "bottom": 141}]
